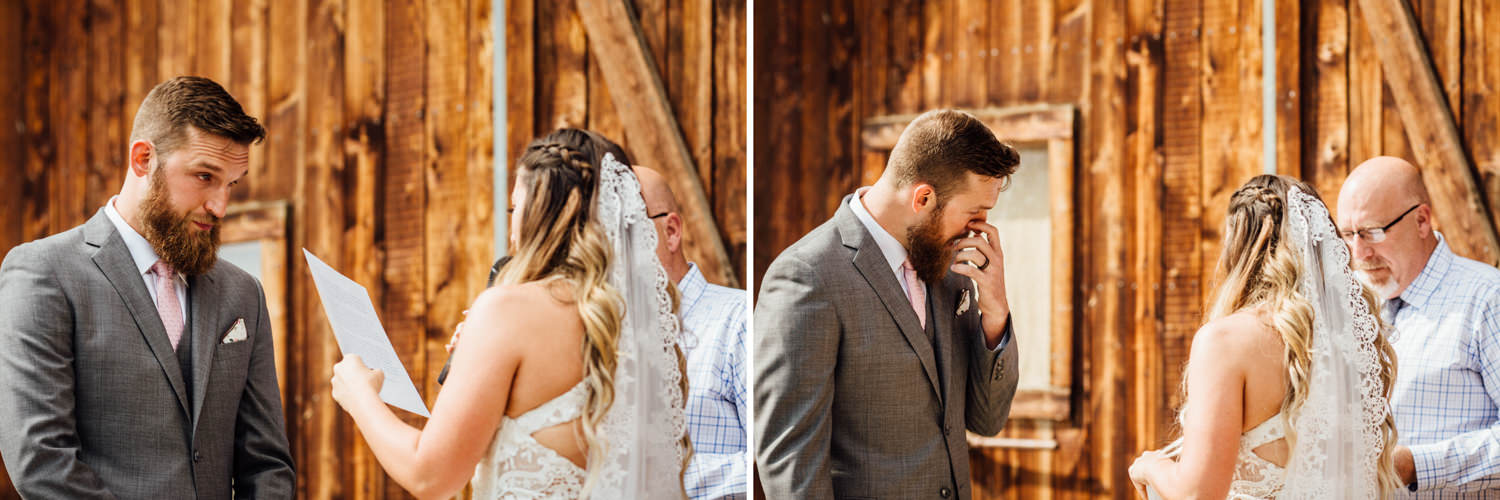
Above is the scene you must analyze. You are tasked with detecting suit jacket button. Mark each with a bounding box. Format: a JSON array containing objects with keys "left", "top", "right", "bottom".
[
  {"left": 943, "top": 424, "right": 951, "bottom": 436},
  {"left": 193, "top": 450, "right": 202, "bottom": 463},
  {"left": 940, "top": 486, "right": 953, "bottom": 498}
]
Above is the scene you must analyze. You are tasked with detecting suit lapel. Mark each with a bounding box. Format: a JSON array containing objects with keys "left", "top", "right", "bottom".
[
  {"left": 932, "top": 276, "right": 961, "bottom": 405},
  {"left": 84, "top": 212, "right": 190, "bottom": 417},
  {"left": 188, "top": 271, "right": 220, "bottom": 432},
  {"left": 835, "top": 202, "right": 943, "bottom": 401}
]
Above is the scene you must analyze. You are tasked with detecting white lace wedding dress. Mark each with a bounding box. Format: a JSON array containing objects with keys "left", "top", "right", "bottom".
[
  {"left": 1155, "top": 409, "right": 1289, "bottom": 500},
  {"left": 1229, "top": 412, "right": 1288, "bottom": 499},
  {"left": 471, "top": 381, "right": 589, "bottom": 499}
]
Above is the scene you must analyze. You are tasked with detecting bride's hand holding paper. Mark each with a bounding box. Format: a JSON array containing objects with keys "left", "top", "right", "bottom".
[{"left": 331, "top": 354, "right": 386, "bottom": 414}]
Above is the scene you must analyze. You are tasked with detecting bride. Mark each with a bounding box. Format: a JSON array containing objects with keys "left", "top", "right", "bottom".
[
  {"left": 1128, "top": 175, "right": 1401, "bottom": 499},
  {"left": 330, "top": 128, "right": 691, "bottom": 499}
]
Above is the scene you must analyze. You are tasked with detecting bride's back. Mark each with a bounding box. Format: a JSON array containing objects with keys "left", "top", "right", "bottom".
[
  {"left": 479, "top": 279, "right": 589, "bottom": 466},
  {"left": 1200, "top": 308, "right": 1293, "bottom": 465}
]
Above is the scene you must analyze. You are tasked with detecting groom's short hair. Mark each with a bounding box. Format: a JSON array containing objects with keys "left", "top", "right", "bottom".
[
  {"left": 129, "top": 76, "right": 265, "bottom": 159},
  {"left": 886, "top": 109, "right": 1019, "bottom": 202}
]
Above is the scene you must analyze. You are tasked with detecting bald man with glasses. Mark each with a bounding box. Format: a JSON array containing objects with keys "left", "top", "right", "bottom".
[{"left": 1338, "top": 156, "right": 1500, "bottom": 497}]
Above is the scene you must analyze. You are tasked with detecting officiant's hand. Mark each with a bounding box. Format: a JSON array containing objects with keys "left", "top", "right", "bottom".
[
  {"left": 331, "top": 355, "right": 385, "bottom": 413},
  {"left": 950, "top": 221, "right": 1011, "bottom": 345}
]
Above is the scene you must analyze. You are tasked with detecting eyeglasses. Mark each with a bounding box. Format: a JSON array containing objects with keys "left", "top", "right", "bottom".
[
  {"left": 1338, "top": 204, "right": 1420, "bottom": 244},
  {"left": 648, "top": 212, "right": 670, "bottom": 220}
]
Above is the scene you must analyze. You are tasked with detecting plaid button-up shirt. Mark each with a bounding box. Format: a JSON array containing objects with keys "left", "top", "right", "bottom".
[
  {"left": 1387, "top": 233, "right": 1500, "bottom": 498},
  {"left": 678, "top": 264, "right": 749, "bottom": 500}
]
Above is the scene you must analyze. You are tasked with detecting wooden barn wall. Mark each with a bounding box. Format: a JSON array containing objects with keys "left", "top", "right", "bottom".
[
  {"left": 752, "top": 0, "right": 1500, "bottom": 498},
  {"left": 506, "top": 0, "right": 749, "bottom": 286},
  {"left": 0, "top": 0, "right": 494, "bottom": 498}
]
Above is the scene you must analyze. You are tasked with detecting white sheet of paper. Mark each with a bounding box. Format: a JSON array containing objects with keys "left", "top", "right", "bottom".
[{"left": 303, "top": 249, "right": 431, "bottom": 417}]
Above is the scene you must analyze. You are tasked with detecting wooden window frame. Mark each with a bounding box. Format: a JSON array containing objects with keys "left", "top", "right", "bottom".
[{"left": 219, "top": 200, "right": 291, "bottom": 398}]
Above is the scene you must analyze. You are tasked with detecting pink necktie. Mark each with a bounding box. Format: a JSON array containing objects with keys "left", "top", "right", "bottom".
[
  {"left": 151, "top": 260, "right": 185, "bottom": 350},
  {"left": 901, "top": 259, "right": 927, "bottom": 328}
]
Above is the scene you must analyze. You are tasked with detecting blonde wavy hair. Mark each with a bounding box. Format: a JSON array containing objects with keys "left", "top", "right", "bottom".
[
  {"left": 1204, "top": 174, "right": 1400, "bottom": 496},
  {"left": 496, "top": 129, "right": 691, "bottom": 492}
]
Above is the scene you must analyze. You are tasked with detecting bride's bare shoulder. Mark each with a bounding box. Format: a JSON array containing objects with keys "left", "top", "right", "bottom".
[
  {"left": 1190, "top": 310, "right": 1277, "bottom": 361},
  {"left": 467, "top": 281, "right": 580, "bottom": 339}
]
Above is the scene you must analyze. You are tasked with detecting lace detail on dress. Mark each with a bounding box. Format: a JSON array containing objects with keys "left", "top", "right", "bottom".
[
  {"left": 471, "top": 381, "right": 589, "bottom": 499},
  {"left": 1157, "top": 410, "right": 1289, "bottom": 500},
  {"left": 1229, "top": 413, "right": 1288, "bottom": 499}
]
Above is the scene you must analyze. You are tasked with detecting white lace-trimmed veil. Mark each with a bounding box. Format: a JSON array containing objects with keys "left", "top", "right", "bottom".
[
  {"left": 587, "top": 152, "right": 690, "bottom": 498},
  {"left": 1279, "top": 186, "right": 1391, "bottom": 498}
]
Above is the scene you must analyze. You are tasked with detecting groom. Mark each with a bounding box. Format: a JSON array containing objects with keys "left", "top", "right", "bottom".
[
  {"left": 754, "top": 109, "right": 1021, "bottom": 499},
  {"left": 0, "top": 76, "right": 295, "bottom": 498}
]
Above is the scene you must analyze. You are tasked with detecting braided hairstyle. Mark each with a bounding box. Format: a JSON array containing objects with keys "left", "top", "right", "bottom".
[
  {"left": 498, "top": 128, "right": 691, "bottom": 492},
  {"left": 1202, "top": 174, "right": 1400, "bottom": 496}
]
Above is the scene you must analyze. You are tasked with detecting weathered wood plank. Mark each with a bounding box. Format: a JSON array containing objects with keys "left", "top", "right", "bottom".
[
  {"left": 260, "top": 0, "right": 305, "bottom": 203},
  {"left": 890, "top": 0, "right": 922, "bottom": 114},
  {"left": 155, "top": 0, "right": 194, "bottom": 80},
  {"left": 380, "top": 0, "right": 428, "bottom": 497},
  {"left": 195, "top": 0, "right": 232, "bottom": 84},
  {"left": 1273, "top": 0, "right": 1300, "bottom": 176},
  {"left": 1160, "top": 0, "right": 1202, "bottom": 445},
  {"left": 0, "top": 0, "right": 24, "bottom": 255},
  {"left": 536, "top": 0, "right": 586, "bottom": 130},
  {"left": 229, "top": 0, "right": 268, "bottom": 204},
  {"left": 1085, "top": 0, "right": 1128, "bottom": 495},
  {"left": 920, "top": 0, "right": 943, "bottom": 108},
  {"left": 300, "top": 0, "right": 349, "bottom": 495},
  {"left": 1464, "top": 0, "right": 1500, "bottom": 232},
  {"left": 344, "top": 0, "right": 385, "bottom": 496},
  {"left": 575, "top": 0, "right": 738, "bottom": 286},
  {"left": 52, "top": 0, "right": 89, "bottom": 230},
  {"left": 953, "top": 0, "right": 985, "bottom": 107},
  {"left": 1302, "top": 0, "right": 1349, "bottom": 221},
  {"left": 466, "top": 0, "right": 496, "bottom": 296},
  {"left": 1349, "top": 0, "right": 1384, "bottom": 189},
  {"left": 713, "top": 0, "right": 746, "bottom": 284},
  {"left": 672, "top": 0, "right": 714, "bottom": 189},
  {"left": 1127, "top": 0, "right": 1165, "bottom": 463},
  {"left": 1358, "top": 0, "right": 1500, "bottom": 264},
  {"left": 505, "top": 0, "right": 533, "bottom": 186},
  {"left": 750, "top": 0, "right": 794, "bottom": 286},
  {"left": 86, "top": 0, "right": 126, "bottom": 215}
]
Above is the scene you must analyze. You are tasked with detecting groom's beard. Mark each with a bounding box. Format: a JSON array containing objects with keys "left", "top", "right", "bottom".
[
  {"left": 139, "top": 172, "right": 222, "bottom": 276},
  {"left": 906, "top": 207, "right": 960, "bottom": 284}
]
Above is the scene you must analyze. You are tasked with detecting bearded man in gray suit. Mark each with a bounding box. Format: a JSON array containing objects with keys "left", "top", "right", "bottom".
[
  {"left": 755, "top": 109, "right": 1022, "bottom": 500},
  {"left": 0, "top": 76, "right": 295, "bottom": 498}
]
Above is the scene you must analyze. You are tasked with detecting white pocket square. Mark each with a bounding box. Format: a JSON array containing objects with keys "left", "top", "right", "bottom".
[{"left": 222, "top": 318, "right": 247, "bottom": 344}]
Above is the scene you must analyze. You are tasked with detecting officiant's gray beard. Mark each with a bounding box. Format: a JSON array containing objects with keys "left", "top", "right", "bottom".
[
  {"left": 1353, "top": 264, "right": 1400, "bottom": 299},
  {"left": 906, "top": 206, "right": 959, "bottom": 284},
  {"left": 139, "top": 169, "right": 222, "bottom": 276}
]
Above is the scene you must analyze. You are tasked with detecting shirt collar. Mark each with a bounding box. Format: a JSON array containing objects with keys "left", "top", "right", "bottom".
[
  {"left": 848, "top": 187, "right": 909, "bottom": 280},
  {"left": 102, "top": 196, "right": 178, "bottom": 281},
  {"left": 1398, "top": 231, "right": 1452, "bottom": 311},
  {"left": 677, "top": 262, "right": 708, "bottom": 304}
]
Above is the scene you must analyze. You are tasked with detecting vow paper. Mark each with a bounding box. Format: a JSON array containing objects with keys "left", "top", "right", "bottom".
[{"left": 304, "top": 249, "right": 431, "bottom": 417}]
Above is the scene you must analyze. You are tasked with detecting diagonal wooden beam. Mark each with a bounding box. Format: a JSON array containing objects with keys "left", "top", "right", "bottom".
[
  {"left": 1357, "top": 0, "right": 1500, "bottom": 265},
  {"left": 574, "top": 0, "right": 739, "bottom": 287}
]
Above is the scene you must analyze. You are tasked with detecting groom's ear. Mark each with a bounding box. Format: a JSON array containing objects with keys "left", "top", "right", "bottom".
[{"left": 911, "top": 184, "right": 937, "bottom": 214}]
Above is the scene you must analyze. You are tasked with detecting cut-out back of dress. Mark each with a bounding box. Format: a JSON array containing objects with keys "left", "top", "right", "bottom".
[{"left": 472, "top": 380, "right": 589, "bottom": 499}]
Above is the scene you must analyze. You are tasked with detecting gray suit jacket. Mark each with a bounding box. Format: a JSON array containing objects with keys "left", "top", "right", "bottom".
[
  {"left": 0, "top": 210, "right": 295, "bottom": 499},
  {"left": 754, "top": 198, "right": 1020, "bottom": 500}
]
